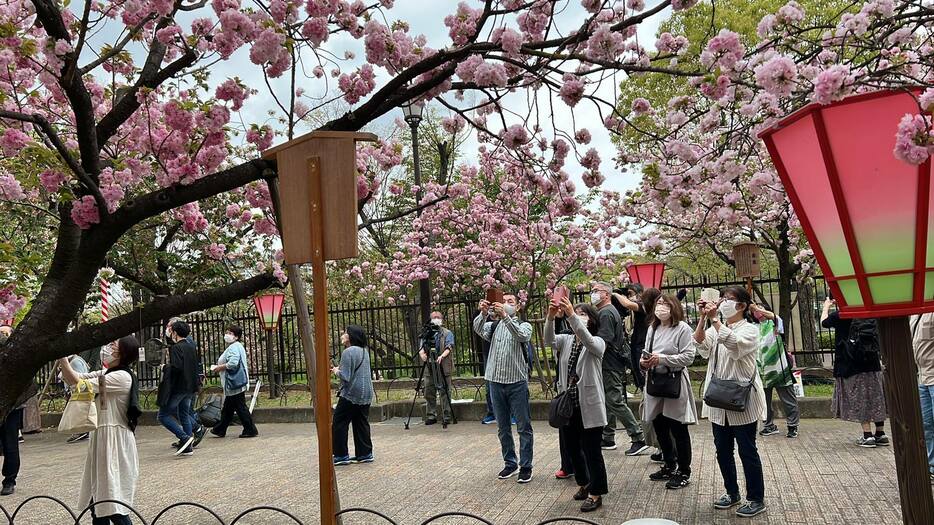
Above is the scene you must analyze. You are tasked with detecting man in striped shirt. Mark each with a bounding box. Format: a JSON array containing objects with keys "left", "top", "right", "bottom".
[{"left": 474, "top": 294, "right": 534, "bottom": 484}]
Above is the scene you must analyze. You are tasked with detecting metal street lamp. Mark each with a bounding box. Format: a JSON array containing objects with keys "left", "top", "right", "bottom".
[
  {"left": 253, "top": 293, "right": 285, "bottom": 398},
  {"left": 760, "top": 88, "right": 934, "bottom": 523},
  {"left": 626, "top": 262, "right": 666, "bottom": 289},
  {"left": 402, "top": 100, "right": 432, "bottom": 327}
]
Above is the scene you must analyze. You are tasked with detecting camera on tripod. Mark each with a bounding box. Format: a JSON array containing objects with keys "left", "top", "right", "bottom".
[
  {"left": 405, "top": 319, "right": 457, "bottom": 430},
  {"left": 419, "top": 321, "right": 441, "bottom": 355}
]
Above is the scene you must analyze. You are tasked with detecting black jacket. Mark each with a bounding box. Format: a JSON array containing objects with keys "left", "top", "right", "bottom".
[
  {"left": 822, "top": 311, "right": 882, "bottom": 378},
  {"left": 168, "top": 338, "right": 200, "bottom": 395},
  {"left": 597, "top": 304, "right": 629, "bottom": 372}
]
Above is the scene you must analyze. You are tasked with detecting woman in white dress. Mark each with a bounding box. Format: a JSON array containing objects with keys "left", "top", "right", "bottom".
[{"left": 59, "top": 336, "right": 142, "bottom": 525}]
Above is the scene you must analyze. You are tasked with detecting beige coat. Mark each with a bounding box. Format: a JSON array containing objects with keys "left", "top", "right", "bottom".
[{"left": 544, "top": 315, "right": 607, "bottom": 429}]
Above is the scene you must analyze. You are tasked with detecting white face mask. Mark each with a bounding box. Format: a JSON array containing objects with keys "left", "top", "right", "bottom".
[
  {"left": 503, "top": 304, "right": 516, "bottom": 316},
  {"left": 100, "top": 345, "right": 115, "bottom": 368},
  {"left": 165, "top": 328, "right": 173, "bottom": 338},
  {"left": 590, "top": 291, "right": 603, "bottom": 305},
  {"left": 719, "top": 300, "right": 740, "bottom": 319},
  {"left": 431, "top": 318, "right": 443, "bottom": 326},
  {"left": 655, "top": 305, "right": 671, "bottom": 322},
  {"left": 577, "top": 314, "right": 589, "bottom": 326},
  {"left": 224, "top": 334, "right": 236, "bottom": 344}
]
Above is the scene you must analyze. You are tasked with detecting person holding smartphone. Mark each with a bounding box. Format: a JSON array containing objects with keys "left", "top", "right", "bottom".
[
  {"left": 544, "top": 295, "right": 608, "bottom": 512},
  {"left": 640, "top": 293, "right": 696, "bottom": 490}
]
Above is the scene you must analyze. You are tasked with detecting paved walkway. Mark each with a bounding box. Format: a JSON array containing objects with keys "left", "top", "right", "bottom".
[{"left": 1, "top": 419, "right": 902, "bottom": 524}]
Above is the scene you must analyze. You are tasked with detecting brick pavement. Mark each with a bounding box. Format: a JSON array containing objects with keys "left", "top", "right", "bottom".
[{"left": 1, "top": 418, "right": 903, "bottom": 524}]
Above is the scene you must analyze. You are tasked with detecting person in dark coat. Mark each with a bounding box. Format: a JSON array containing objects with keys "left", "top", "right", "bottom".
[{"left": 157, "top": 321, "right": 201, "bottom": 456}]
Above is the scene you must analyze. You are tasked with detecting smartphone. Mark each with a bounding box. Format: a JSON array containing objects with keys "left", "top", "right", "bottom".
[
  {"left": 485, "top": 288, "right": 504, "bottom": 304},
  {"left": 700, "top": 288, "right": 720, "bottom": 304},
  {"left": 553, "top": 285, "right": 569, "bottom": 304},
  {"left": 641, "top": 350, "right": 652, "bottom": 360}
]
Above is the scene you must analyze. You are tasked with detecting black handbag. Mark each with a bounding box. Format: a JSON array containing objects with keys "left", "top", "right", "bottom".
[
  {"left": 703, "top": 334, "right": 755, "bottom": 412},
  {"left": 645, "top": 329, "right": 683, "bottom": 399},
  {"left": 548, "top": 390, "right": 574, "bottom": 429}
]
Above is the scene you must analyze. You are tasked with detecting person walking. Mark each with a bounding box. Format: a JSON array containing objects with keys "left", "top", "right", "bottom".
[
  {"left": 210, "top": 324, "right": 259, "bottom": 439},
  {"left": 420, "top": 310, "right": 455, "bottom": 425},
  {"left": 751, "top": 304, "right": 800, "bottom": 439},
  {"left": 332, "top": 325, "right": 375, "bottom": 465},
  {"left": 58, "top": 336, "right": 142, "bottom": 525},
  {"left": 640, "top": 293, "right": 696, "bottom": 490},
  {"left": 164, "top": 317, "right": 205, "bottom": 445},
  {"left": 911, "top": 312, "right": 934, "bottom": 482},
  {"left": 545, "top": 297, "right": 608, "bottom": 512},
  {"left": 157, "top": 321, "right": 200, "bottom": 456},
  {"left": 591, "top": 281, "right": 647, "bottom": 455},
  {"left": 695, "top": 286, "right": 768, "bottom": 518},
  {"left": 474, "top": 293, "right": 535, "bottom": 483},
  {"left": 821, "top": 298, "right": 889, "bottom": 447}
]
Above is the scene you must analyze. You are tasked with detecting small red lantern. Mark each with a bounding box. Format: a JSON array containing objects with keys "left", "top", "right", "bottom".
[
  {"left": 0, "top": 318, "right": 13, "bottom": 326},
  {"left": 626, "top": 262, "right": 666, "bottom": 289},
  {"left": 253, "top": 293, "right": 285, "bottom": 331}
]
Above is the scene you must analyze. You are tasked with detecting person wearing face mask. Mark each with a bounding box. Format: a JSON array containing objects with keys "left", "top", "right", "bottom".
[
  {"left": 750, "top": 304, "right": 800, "bottom": 439},
  {"left": 210, "top": 325, "right": 258, "bottom": 439},
  {"left": 590, "top": 281, "right": 647, "bottom": 456},
  {"left": 157, "top": 321, "right": 200, "bottom": 456},
  {"left": 59, "top": 336, "right": 142, "bottom": 525},
  {"left": 331, "top": 325, "right": 375, "bottom": 465},
  {"left": 419, "top": 311, "right": 455, "bottom": 426},
  {"left": 474, "top": 292, "right": 535, "bottom": 483},
  {"left": 694, "top": 286, "right": 767, "bottom": 518},
  {"left": 164, "top": 317, "right": 205, "bottom": 443},
  {"left": 640, "top": 294, "right": 696, "bottom": 490},
  {"left": 545, "top": 297, "right": 608, "bottom": 512}
]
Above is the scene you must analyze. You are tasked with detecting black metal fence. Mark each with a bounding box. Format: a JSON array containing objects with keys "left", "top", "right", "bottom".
[{"left": 41, "top": 272, "right": 837, "bottom": 392}]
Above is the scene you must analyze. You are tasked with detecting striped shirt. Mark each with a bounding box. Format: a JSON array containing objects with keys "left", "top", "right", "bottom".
[
  {"left": 473, "top": 313, "right": 533, "bottom": 384},
  {"left": 695, "top": 320, "right": 767, "bottom": 427}
]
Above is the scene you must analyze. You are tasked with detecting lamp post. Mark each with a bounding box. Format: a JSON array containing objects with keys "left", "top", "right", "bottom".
[
  {"left": 760, "top": 88, "right": 934, "bottom": 524},
  {"left": 254, "top": 293, "right": 285, "bottom": 399},
  {"left": 626, "top": 262, "right": 666, "bottom": 289},
  {"left": 402, "top": 101, "right": 432, "bottom": 327}
]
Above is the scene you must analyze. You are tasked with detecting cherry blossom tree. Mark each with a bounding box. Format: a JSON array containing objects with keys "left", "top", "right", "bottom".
[{"left": 0, "top": 0, "right": 701, "bottom": 417}]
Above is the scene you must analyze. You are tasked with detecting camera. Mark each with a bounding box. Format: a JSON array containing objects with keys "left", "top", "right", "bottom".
[{"left": 419, "top": 321, "right": 441, "bottom": 352}]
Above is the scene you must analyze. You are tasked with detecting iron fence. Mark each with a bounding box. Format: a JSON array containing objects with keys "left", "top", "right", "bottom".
[{"left": 37, "top": 272, "right": 839, "bottom": 394}]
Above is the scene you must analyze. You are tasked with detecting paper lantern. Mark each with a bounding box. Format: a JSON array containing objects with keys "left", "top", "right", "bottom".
[
  {"left": 253, "top": 293, "right": 285, "bottom": 331},
  {"left": 626, "top": 262, "right": 666, "bottom": 289},
  {"left": 760, "top": 88, "right": 934, "bottom": 318}
]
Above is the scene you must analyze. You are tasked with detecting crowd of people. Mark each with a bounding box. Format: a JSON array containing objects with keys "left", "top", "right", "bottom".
[{"left": 9, "top": 274, "right": 934, "bottom": 521}]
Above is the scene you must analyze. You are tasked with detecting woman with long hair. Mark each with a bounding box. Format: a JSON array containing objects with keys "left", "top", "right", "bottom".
[
  {"left": 694, "top": 286, "right": 767, "bottom": 519},
  {"left": 544, "top": 296, "right": 608, "bottom": 512},
  {"left": 331, "top": 325, "right": 375, "bottom": 465},
  {"left": 640, "top": 293, "right": 696, "bottom": 490},
  {"left": 59, "top": 336, "right": 142, "bottom": 525}
]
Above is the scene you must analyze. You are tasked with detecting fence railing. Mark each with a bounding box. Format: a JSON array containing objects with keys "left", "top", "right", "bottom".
[{"left": 41, "top": 272, "right": 837, "bottom": 394}]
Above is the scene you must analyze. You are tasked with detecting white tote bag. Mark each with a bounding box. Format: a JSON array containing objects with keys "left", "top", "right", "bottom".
[{"left": 58, "top": 376, "right": 104, "bottom": 433}]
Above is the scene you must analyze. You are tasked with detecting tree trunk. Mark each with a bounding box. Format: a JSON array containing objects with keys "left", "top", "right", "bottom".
[{"left": 796, "top": 280, "right": 819, "bottom": 360}]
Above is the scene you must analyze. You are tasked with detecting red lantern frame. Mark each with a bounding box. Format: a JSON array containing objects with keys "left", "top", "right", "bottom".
[
  {"left": 760, "top": 88, "right": 934, "bottom": 318},
  {"left": 626, "top": 262, "right": 666, "bottom": 289},
  {"left": 253, "top": 293, "right": 286, "bottom": 331}
]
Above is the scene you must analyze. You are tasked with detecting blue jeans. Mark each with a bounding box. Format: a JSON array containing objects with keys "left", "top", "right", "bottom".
[
  {"left": 485, "top": 380, "right": 494, "bottom": 418},
  {"left": 920, "top": 384, "right": 934, "bottom": 474},
  {"left": 489, "top": 381, "right": 533, "bottom": 470},
  {"left": 158, "top": 393, "right": 194, "bottom": 441}
]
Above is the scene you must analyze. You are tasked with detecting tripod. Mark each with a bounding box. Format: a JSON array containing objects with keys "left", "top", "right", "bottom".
[{"left": 404, "top": 347, "right": 457, "bottom": 430}]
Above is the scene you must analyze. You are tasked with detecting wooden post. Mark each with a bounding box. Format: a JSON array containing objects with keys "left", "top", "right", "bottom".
[
  {"left": 308, "top": 157, "right": 339, "bottom": 525},
  {"left": 876, "top": 316, "right": 934, "bottom": 524}
]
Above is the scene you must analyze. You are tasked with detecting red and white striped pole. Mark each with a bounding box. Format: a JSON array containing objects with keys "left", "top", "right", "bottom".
[{"left": 100, "top": 276, "right": 109, "bottom": 322}]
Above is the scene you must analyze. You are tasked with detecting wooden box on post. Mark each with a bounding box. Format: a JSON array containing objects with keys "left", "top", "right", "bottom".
[
  {"left": 261, "top": 131, "right": 377, "bottom": 262},
  {"left": 732, "top": 242, "right": 762, "bottom": 279}
]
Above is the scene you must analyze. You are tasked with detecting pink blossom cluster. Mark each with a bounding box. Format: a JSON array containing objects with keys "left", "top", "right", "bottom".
[
  {"left": 0, "top": 285, "right": 25, "bottom": 321},
  {"left": 631, "top": 97, "right": 653, "bottom": 115},
  {"left": 246, "top": 125, "right": 274, "bottom": 151},
  {"left": 0, "top": 174, "right": 25, "bottom": 201},
  {"left": 559, "top": 74, "right": 586, "bottom": 107},
  {"left": 175, "top": 202, "right": 209, "bottom": 234},
  {"left": 574, "top": 128, "right": 592, "bottom": 145},
  {"left": 215, "top": 79, "right": 250, "bottom": 111},
  {"left": 516, "top": 1, "right": 552, "bottom": 40},
  {"left": 894, "top": 113, "right": 934, "bottom": 165},
  {"left": 249, "top": 29, "right": 290, "bottom": 77},
  {"left": 444, "top": 2, "right": 482, "bottom": 46},
  {"left": 0, "top": 128, "right": 29, "bottom": 156},
  {"left": 338, "top": 64, "right": 377, "bottom": 104},
  {"left": 206, "top": 243, "right": 226, "bottom": 260},
  {"left": 754, "top": 55, "right": 798, "bottom": 97},
  {"left": 586, "top": 24, "right": 626, "bottom": 61},
  {"left": 455, "top": 55, "right": 509, "bottom": 87},
  {"left": 70, "top": 196, "right": 101, "bottom": 229},
  {"left": 700, "top": 29, "right": 745, "bottom": 72},
  {"left": 655, "top": 32, "right": 689, "bottom": 55},
  {"left": 441, "top": 115, "right": 467, "bottom": 134},
  {"left": 810, "top": 64, "right": 853, "bottom": 105},
  {"left": 39, "top": 170, "right": 67, "bottom": 193},
  {"left": 502, "top": 124, "right": 530, "bottom": 148}
]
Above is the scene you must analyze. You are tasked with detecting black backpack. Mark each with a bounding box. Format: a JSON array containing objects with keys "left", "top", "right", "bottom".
[{"left": 842, "top": 318, "right": 880, "bottom": 364}]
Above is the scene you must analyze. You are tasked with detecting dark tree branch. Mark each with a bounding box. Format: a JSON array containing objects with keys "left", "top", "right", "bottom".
[
  {"left": 108, "top": 259, "right": 171, "bottom": 296},
  {"left": 357, "top": 195, "right": 449, "bottom": 230},
  {"left": 53, "top": 273, "right": 281, "bottom": 355}
]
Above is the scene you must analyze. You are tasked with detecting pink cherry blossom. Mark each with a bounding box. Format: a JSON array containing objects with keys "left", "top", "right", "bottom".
[
  {"left": 215, "top": 78, "right": 249, "bottom": 110},
  {"left": 574, "top": 128, "right": 592, "bottom": 144},
  {"left": 0, "top": 174, "right": 25, "bottom": 201},
  {"left": 246, "top": 125, "right": 274, "bottom": 151},
  {"left": 580, "top": 148, "right": 601, "bottom": 171},
  {"left": 811, "top": 64, "right": 853, "bottom": 104},
  {"left": 39, "top": 170, "right": 67, "bottom": 193},
  {"left": 502, "top": 124, "right": 530, "bottom": 148},
  {"left": 894, "top": 113, "right": 934, "bottom": 165},
  {"left": 754, "top": 55, "right": 798, "bottom": 97},
  {"left": 338, "top": 64, "right": 377, "bottom": 104},
  {"left": 559, "top": 74, "right": 585, "bottom": 107},
  {"left": 0, "top": 128, "right": 30, "bottom": 155},
  {"left": 631, "top": 97, "right": 653, "bottom": 115},
  {"left": 71, "top": 196, "right": 101, "bottom": 229},
  {"left": 444, "top": 2, "right": 482, "bottom": 46},
  {"left": 206, "top": 243, "right": 226, "bottom": 260}
]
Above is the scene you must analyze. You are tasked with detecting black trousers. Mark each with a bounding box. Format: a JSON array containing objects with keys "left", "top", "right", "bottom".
[
  {"left": 92, "top": 514, "right": 132, "bottom": 525},
  {"left": 332, "top": 397, "right": 372, "bottom": 458},
  {"left": 558, "top": 425, "right": 575, "bottom": 473},
  {"left": 1, "top": 409, "right": 23, "bottom": 487},
  {"left": 564, "top": 404, "right": 608, "bottom": 496},
  {"left": 213, "top": 392, "right": 258, "bottom": 437},
  {"left": 712, "top": 421, "right": 765, "bottom": 502},
  {"left": 652, "top": 414, "right": 692, "bottom": 475}
]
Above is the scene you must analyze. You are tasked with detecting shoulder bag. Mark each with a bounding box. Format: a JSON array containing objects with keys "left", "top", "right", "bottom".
[
  {"left": 548, "top": 390, "right": 574, "bottom": 429},
  {"left": 224, "top": 347, "right": 249, "bottom": 392},
  {"left": 646, "top": 328, "right": 684, "bottom": 399},
  {"left": 703, "top": 330, "right": 755, "bottom": 412},
  {"left": 59, "top": 375, "right": 105, "bottom": 434}
]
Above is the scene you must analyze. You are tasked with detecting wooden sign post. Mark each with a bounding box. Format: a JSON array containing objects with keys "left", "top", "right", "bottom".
[
  {"left": 263, "top": 131, "right": 377, "bottom": 525},
  {"left": 732, "top": 242, "right": 761, "bottom": 295}
]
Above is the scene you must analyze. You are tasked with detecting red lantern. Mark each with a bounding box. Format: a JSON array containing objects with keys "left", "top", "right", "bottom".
[
  {"left": 760, "top": 89, "right": 933, "bottom": 318},
  {"left": 0, "top": 319, "right": 12, "bottom": 326},
  {"left": 253, "top": 293, "right": 285, "bottom": 331},
  {"left": 626, "top": 262, "right": 666, "bottom": 289}
]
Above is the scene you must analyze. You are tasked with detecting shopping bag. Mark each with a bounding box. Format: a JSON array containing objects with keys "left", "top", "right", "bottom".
[{"left": 58, "top": 378, "right": 99, "bottom": 433}]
